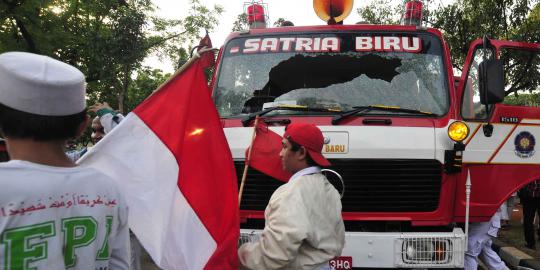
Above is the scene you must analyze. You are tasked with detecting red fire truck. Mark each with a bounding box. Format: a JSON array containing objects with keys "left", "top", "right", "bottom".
[{"left": 210, "top": 0, "right": 540, "bottom": 268}]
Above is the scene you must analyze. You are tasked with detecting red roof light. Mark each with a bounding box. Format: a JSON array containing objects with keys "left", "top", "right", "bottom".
[
  {"left": 247, "top": 4, "right": 266, "bottom": 24},
  {"left": 402, "top": 0, "right": 423, "bottom": 26}
]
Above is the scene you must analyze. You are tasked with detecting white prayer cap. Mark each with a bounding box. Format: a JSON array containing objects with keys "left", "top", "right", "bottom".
[{"left": 0, "top": 51, "right": 86, "bottom": 116}]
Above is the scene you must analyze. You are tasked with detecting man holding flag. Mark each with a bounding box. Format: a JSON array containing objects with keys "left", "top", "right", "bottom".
[
  {"left": 238, "top": 123, "right": 345, "bottom": 270},
  {"left": 78, "top": 48, "right": 239, "bottom": 270}
]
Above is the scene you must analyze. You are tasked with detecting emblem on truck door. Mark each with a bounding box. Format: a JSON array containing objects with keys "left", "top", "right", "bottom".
[{"left": 514, "top": 131, "right": 536, "bottom": 158}]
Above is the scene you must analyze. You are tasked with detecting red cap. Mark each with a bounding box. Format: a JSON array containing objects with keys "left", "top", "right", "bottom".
[{"left": 283, "top": 123, "right": 331, "bottom": 167}]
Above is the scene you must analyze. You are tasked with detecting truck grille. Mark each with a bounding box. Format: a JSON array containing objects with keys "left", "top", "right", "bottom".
[{"left": 236, "top": 159, "right": 442, "bottom": 212}]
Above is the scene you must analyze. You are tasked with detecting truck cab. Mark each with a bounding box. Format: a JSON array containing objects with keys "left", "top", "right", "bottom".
[{"left": 210, "top": 1, "right": 540, "bottom": 268}]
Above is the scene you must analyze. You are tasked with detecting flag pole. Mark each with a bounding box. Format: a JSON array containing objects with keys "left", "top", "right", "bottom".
[
  {"left": 144, "top": 47, "right": 218, "bottom": 101},
  {"left": 464, "top": 169, "right": 472, "bottom": 252},
  {"left": 238, "top": 116, "right": 261, "bottom": 206}
]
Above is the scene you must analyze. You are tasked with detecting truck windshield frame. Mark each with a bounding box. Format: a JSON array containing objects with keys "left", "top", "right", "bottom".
[{"left": 213, "top": 31, "right": 450, "bottom": 118}]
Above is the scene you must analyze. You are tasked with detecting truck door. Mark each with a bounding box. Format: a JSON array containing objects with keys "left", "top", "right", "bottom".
[{"left": 454, "top": 39, "right": 540, "bottom": 221}]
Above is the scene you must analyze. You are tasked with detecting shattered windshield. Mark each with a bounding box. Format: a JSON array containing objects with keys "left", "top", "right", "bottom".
[{"left": 214, "top": 32, "right": 449, "bottom": 117}]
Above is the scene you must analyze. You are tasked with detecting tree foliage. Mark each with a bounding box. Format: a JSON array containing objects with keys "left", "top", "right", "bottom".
[
  {"left": 232, "top": 13, "right": 248, "bottom": 31},
  {"left": 357, "top": 0, "right": 401, "bottom": 24},
  {"left": 504, "top": 92, "right": 540, "bottom": 106},
  {"left": 153, "top": 0, "right": 223, "bottom": 69},
  {"left": 356, "top": 0, "right": 539, "bottom": 68},
  {"left": 432, "top": 0, "right": 540, "bottom": 97},
  {"left": 124, "top": 67, "right": 170, "bottom": 112},
  {"left": 0, "top": 0, "right": 222, "bottom": 112},
  {"left": 431, "top": 0, "right": 539, "bottom": 70},
  {"left": 231, "top": 13, "right": 293, "bottom": 31}
]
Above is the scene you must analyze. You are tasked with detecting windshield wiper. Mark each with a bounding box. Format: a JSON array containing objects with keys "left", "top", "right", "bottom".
[
  {"left": 242, "top": 105, "right": 341, "bottom": 126},
  {"left": 332, "top": 105, "right": 435, "bottom": 125}
]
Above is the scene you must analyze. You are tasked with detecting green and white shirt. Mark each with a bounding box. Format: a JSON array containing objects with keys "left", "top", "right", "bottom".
[{"left": 0, "top": 160, "right": 130, "bottom": 270}]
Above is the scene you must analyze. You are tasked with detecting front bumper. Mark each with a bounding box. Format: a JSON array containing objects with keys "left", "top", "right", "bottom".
[{"left": 240, "top": 228, "right": 465, "bottom": 268}]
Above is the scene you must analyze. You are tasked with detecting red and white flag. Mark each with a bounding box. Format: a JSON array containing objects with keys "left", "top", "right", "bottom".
[
  {"left": 79, "top": 59, "right": 239, "bottom": 269},
  {"left": 246, "top": 121, "right": 292, "bottom": 182}
]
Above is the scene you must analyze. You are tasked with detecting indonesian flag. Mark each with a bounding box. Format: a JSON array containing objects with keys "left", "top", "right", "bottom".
[
  {"left": 79, "top": 59, "right": 239, "bottom": 269},
  {"left": 246, "top": 121, "right": 292, "bottom": 182}
]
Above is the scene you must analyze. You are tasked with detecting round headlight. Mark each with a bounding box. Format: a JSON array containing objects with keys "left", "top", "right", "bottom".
[
  {"left": 404, "top": 240, "right": 434, "bottom": 261},
  {"left": 448, "top": 121, "right": 469, "bottom": 142}
]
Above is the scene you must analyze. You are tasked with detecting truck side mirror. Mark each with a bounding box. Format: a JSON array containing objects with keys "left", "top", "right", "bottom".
[{"left": 479, "top": 59, "right": 505, "bottom": 105}]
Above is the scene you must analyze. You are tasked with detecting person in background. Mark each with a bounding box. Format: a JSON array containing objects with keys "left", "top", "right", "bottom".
[
  {"left": 66, "top": 102, "right": 124, "bottom": 161},
  {"left": 65, "top": 138, "right": 86, "bottom": 162},
  {"left": 0, "top": 51, "right": 130, "bottom": 269},
  {"left": 500, "top": 193, "right": 517, "bottom": 229},
  {"left": 89, "top": 102, "right": 125, "bottom": 140},
  {"left": 84, "top": 102, "right": 142, "bottom": 270},
  {"left": 91, "top": 116, "right": 106, "bottom": 144},
  {"left": 238, "top": 123, "right": 345, "bottom": 270},
  {"left": 0, "top": 138, "right": 9, "bottom": 162},
  {"left": 519, "top": 180, "right": 540, "bottom": 250},
  {"left": 464, "top": 207, "right": 509, "bottom": 270}
]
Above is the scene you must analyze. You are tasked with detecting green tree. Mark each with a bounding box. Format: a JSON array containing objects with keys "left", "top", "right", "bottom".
[
  {"left": 91, "top": 1, "right": 150, "bottom": 113},
  {"left": 357, "top": 0, "right": 401, "bottom": 24},
  {"left": 152, "top": 0, "right": 223, "bottom": 70},
  {"left": 232, "top": 14, "right": 288, "bottom": 31},
  {"left": 232, "top": 13, "right": 248, "bottom": 31},
  {"left": 504, "top": 92, "right": 540, "bottom": 106},
  {"left": 431, "top": 0, "right": 539, "bottom": 70},
  {"left": 124, "top": 67, "right": 170, "bottom": 112},
  {"left": 0, "top": 0, "right": 222, "bottom": 112},
  {"left": 356, "top": 0, "right": 539, "bottom": 70},
  {"left": 432, "top": 0, "right": 540, "bottom": 97}
]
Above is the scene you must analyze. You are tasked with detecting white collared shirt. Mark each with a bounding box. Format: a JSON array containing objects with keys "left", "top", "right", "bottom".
[
  {"left": 288, "top": 168, "right": 333, "bottom": 269},
  {"left": 289, "top": 166, "right": 321, "bottom": 182},
  {"left": 239, "top": 166, "right": 345, "bottom": 270}
]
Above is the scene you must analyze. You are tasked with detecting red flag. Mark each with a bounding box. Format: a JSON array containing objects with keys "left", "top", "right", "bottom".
[
  {"left": 246, "top": 121, "right": 292, "bottom": 182},
  {"left": 197, "top": 32, "right": 215, "bottom": 68},
  {"left": 79, "top": 59, "right": 239, "bottom": 270}
]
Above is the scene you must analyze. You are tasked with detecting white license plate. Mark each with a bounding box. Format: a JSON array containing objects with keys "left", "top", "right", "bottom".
[{"left": 329, "top": 256, "right": 352, "bottom": 270}]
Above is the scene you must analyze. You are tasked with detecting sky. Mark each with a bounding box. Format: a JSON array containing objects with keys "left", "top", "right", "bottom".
[{"left": 146, "top": 0, "right": 453, "bottom": 72}]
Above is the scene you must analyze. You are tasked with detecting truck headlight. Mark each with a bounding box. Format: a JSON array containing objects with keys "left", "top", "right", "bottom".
[
  {"left": 402, "top": 239, "right": 452, "bottom": 264},
  {"left": 448, "top": 121, "right": 469, "bottom": 142}
]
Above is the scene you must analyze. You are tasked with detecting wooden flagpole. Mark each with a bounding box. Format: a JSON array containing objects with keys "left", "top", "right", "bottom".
[{"left": 238, "top": 116, "right": 261, "bottom": 206}]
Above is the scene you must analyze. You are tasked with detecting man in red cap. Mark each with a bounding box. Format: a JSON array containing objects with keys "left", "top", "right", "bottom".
[{"left": 239, "top": 123, "right": 345, "bottom": 270}]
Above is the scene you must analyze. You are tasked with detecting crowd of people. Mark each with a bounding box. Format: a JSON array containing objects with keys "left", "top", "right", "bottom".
[{"left": 0, "top": 51, "right": 345, "bottom": 269}]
